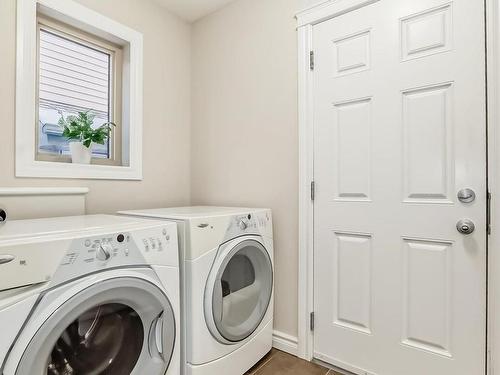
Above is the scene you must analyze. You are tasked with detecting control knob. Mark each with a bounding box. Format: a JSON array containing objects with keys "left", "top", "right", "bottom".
[
  {"left": 96, "top": 243, "right": 112, "bottom": 261},
  {"left": 238, "top": 220, "right": 248, "bottom": 230}
]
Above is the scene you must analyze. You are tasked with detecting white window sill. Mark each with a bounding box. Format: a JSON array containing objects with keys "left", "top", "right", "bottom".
[{"left": 16, "top": 161, "right": 142, "bottom": 180}]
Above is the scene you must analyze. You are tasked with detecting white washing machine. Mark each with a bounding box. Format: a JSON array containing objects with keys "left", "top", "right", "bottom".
[
  {"left": 0, "top": 214, "right": 180, "bottom": 375},
  {"left": 118, "top": 207, "right": 274, "bottom": 375}
]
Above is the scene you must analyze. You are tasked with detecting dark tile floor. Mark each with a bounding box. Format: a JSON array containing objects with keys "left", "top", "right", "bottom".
[{"left": 246, "top": 349, "right": 341, "bottom": 375}]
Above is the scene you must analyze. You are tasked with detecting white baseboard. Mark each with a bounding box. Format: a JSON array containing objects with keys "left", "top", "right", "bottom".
[{"left": 272, "top": 330, "right": 299, "bottom": 356}]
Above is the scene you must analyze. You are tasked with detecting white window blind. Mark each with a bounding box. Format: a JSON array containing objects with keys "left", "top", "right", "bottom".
[{"left": 39, "top": 28, "right": 110, "bottom": 118}]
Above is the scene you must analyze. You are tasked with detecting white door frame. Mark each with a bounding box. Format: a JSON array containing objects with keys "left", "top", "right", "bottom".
[
  {"left": 487, "top": 0, "right": 500, "bottom": 373},
  {"left": 297, "top": 0, "right": 497, "bottom": 371}
]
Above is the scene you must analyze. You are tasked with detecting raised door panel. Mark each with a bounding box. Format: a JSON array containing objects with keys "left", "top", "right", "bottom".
[
  {"left": 401, "top": 4, "right": 452, "bottom": 61},
  {"left": 402, "top": 239, "right": 452, "bottom": 357},
  {"left": 333, "top": 98, "right": 372, "bottom": 201},
  {"left": 403, "top": 83, "right": 454, "bottom": 203},
  {"left": 333, "top": 232, "right": 372, "bottom": 334},
  {"left": 333, "top": 30, "right": 371, "bottom": 76}
]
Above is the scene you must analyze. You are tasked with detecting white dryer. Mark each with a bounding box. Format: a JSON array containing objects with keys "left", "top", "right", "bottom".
[
  {"left": 118, "top": 207, "right": 274, "bottom": 375},
  {"left": 0, "top": 215, "right": 180, "bottom": 375}
]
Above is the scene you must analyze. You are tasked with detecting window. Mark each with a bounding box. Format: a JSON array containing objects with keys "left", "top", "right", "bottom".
[
  {"left": 16, "top": 0, "right": 143, "bottom": 180},
  {"left": 37, "top": 16, "right": 122, "bottom": 165}
]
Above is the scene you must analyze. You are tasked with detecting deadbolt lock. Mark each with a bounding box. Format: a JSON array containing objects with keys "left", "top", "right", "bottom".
[{"left": 457, "top": 189, "right": 476, "bottom": 203}]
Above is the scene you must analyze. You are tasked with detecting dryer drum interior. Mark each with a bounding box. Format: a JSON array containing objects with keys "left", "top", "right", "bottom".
[
  {"left": 210, "top": 239, "right": 273, "bottom": 343},
  {"left": 13, "top": 277, "right": 176, "bottom": 375}
]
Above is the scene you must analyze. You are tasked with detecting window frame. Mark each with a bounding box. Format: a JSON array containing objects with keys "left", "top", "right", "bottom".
[
  {"left": 16, "top": 0, "right": 143, "bottom": 180},
  {"left": 36, "top": 15, "right": 123, "bottom": 166}
]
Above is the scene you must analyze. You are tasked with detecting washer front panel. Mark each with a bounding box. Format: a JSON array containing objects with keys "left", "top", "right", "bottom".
[{"left": 9, "top": 276, "right": 175, "bottom": 375}]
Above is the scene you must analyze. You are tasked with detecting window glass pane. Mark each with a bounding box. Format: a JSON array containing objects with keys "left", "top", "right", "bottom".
[{"left": 38, "top": 27, "right": 111, "bottom": 159}]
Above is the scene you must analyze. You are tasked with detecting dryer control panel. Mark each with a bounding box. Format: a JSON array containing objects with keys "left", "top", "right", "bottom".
[{"left": 224, "top": 210, "right": 272, "bottom": 241}]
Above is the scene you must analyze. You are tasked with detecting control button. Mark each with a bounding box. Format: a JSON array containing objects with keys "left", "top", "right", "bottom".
[
  {"left": 238, "top": 220, "right": 248, "bottom": 230},
  {"left": 117, "top": 234, "right": 125, "bottom": 243},
  {"left": 96, "top": 243, "right": 112, "bottom": 261},
  {"left": 165, "top": 235, "right": 170, "bottom": 241},
  {"left": 124, "top": 248, "right": 130, "bottom": 256},
  {"left": 84, "top": 240, "right": 91, "bottom": 247},
  {"left": 162, "top": 228, "right": 167, "bottom": 235}
]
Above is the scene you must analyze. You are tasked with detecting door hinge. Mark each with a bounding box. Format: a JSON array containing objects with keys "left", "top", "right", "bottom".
[
  {"left": 488, "top": 349, "right": 493, "bottom": 375},
  {"left": 310, "top": 312, "right": 315, "bottom": 331},
  {"left": 310, "top": 50, "right": 315, "bottom": 71},
  {"left": 311, "top": 181, "right": 315, "bottom": 201},
  {"left": 487, "top": 191, "right": 492, "bottom": 235}
]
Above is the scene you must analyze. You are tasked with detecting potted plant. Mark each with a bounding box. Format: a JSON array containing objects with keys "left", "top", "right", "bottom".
[{"left": 58, "top": 111, "right": 115, "bottom": 164}]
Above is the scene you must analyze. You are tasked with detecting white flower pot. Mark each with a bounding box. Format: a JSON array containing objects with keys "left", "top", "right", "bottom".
[{"left": 69, "top": 142, "right": 92, "bottom": 164}]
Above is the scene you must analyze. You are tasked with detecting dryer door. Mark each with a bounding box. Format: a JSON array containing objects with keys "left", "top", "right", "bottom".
[
  {"left": 205, "top": 237, "right": 273, "bottom": 343},
  {"left": 13, "top": 276, "right": 175, "bottom": 375}
]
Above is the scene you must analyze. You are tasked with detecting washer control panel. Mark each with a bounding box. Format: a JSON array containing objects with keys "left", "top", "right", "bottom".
[
  {"left": 61, "top": 233, "right": 137, "bottom": 267},
  {"left": 52, "top": 223, "right": 178, "bottom": 286}
]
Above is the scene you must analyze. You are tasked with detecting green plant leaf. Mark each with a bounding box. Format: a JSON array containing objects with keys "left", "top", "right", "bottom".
[{"left": 59, "top": 110, "right": 114, "bottom": 148}]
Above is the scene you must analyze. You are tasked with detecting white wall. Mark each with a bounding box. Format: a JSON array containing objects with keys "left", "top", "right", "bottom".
[
  {"left": 0, "top": 0, "right": 192, "bottom": 214},
  {"left": 299, "top": 0, "right": 326, "bottom": 11},
  {"left": 1, "top": 0, "right": 305, "bottom": 342},
  {"left": 191, "top": 0, "right": 300, "bottom": 338}
]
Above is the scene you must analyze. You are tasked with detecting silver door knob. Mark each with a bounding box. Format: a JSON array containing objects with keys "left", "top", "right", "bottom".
[
  {"left": 457, "top": 188, "right": 476, "bottom": 203},
  {"left": 456, "top": 219, "right": 475, "bottom": 235}
]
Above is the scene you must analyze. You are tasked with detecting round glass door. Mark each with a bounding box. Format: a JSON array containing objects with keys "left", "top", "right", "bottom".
[
  {"left": 13, "top": 277, "right": 175, "bottom": 375},
  {"left": 207, "top": 239, "right": 273, "bottom": 343},
  {"left": 47, "top": 303, "right": 143, "bottom": 374}
]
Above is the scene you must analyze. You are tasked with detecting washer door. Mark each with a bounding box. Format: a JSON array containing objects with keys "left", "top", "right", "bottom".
[
  {"left": 15, "top": 277, "right": 175, "bottom": 375},
  {"left": 205, "top": 238, "right": 273, "bottom": 343}
]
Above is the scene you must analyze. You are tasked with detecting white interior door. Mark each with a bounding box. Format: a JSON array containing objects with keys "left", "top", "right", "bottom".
[{"left": 312, "top": 1, "right": 487, "bottom": 374}]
